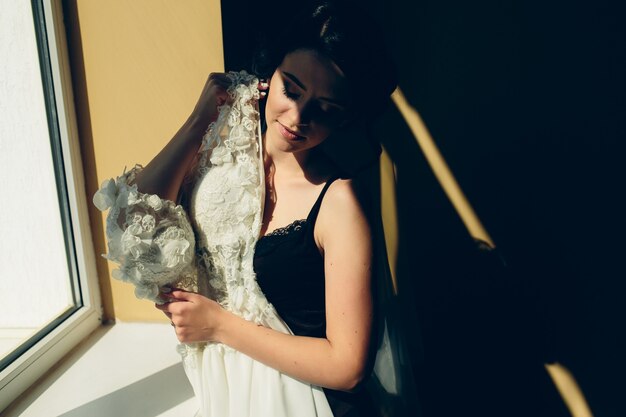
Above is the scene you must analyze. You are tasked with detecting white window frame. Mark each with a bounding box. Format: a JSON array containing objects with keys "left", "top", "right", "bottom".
[{"left": 0, "top": 0, "right": 102, "bottom": 411}]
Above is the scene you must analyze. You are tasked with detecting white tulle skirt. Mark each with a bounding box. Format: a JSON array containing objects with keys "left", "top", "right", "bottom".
[{"left": 179, "top": 311, "right": 334, "bottom": 417}]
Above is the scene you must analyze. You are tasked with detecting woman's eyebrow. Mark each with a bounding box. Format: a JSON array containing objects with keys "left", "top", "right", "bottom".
[
  {"left": 282, "top": 71, "right": 307, "bottom": 91},
  {"left": 282, "top": 70, "right": 347, "bottom": 107},
  {"left": 319, "top": 96, "right": 347, "bottom": 107}
]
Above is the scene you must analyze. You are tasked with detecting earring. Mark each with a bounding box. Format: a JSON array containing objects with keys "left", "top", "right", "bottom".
[{"left": 260, "top": 79, "right": 269, "bottom": 98}]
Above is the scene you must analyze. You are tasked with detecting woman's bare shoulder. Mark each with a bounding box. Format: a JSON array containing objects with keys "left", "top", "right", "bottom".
[
  {"left": 315, "top": 177, "right": 370, "bottom": 249},
  {"left": 325, "top": 177, "right": 357, "bottom": 204}
]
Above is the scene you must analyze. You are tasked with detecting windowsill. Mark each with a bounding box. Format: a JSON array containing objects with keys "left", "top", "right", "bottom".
[{"left": 4, "top": 323, "right": 198, "bottom": 417}]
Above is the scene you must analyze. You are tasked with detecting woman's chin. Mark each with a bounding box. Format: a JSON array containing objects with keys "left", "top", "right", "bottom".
[{"left": 268, "top": 130, "right": 305, "bottom": 152}]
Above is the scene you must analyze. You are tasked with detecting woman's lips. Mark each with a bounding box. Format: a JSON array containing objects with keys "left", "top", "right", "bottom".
[{"left": 277, "top": 122, "right": 305, "bottom": 140}]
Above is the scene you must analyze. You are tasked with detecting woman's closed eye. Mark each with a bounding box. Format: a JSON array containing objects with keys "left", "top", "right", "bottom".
[
  {"left": 281, "top": 77, "right": 347, "bottom": 124},
  {"left": 282, "top": 81, "right": 300, "bottom": 101},
  {"left": 282, "top": 86, "right": 300, "bottom": 101}
]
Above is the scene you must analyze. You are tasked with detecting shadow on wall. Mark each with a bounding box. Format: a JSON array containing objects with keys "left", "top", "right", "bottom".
[
  {"left": 221, "top": 0, "right": 625, "bottom": 416},
  {"left": 374, "top": 1, "right": 625, "bottom": 417}
]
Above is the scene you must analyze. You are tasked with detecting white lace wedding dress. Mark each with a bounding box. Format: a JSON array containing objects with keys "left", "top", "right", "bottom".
[{"left": 94, "top": 71, "right": 334, "bottom": 416}]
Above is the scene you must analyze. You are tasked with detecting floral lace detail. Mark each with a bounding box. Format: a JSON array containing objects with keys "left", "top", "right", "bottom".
[
  {"left": 93, "top": 165, "right": 198, "bottom": 303},
  {"left": 189, "top": 70, "right": 275, "bottom": 330},
  {"left": 94, "top": 71, "right": 281, "bottom": 357},
  {"left": 261, "top": 219, "right": 307, "bottom": 239}
]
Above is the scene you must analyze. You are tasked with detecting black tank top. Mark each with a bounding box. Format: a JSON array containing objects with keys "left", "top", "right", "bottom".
[
  {"left": 253, "top": 177, "right": 381, "bottom": 417},
  {"left": 253, "top": 177, "right": 339, "bottom": 338}
]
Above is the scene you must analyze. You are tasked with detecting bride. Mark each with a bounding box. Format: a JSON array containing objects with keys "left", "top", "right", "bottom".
[{"left": 97, "top": 1, "right": 401, "bottom": 416}]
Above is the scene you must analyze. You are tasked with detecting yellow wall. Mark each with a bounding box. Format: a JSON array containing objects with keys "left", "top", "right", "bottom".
[{"left": 66, "top": 0, "right": 224, "bottom": 322}]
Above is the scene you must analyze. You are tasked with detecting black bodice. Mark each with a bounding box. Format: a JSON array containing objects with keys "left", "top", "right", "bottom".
[
  {"left": 253, "top": 178, "right": 338, "bottom": 338},
  {"left": 252, "top": 177, "right": 381, "bottom": 417}
]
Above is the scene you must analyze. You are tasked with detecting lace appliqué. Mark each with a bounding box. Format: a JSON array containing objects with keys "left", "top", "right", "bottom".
[
  {"left": 187, "top": 71, "right": 278, "bottom": 338},
  {"left": 261, "top": 219, "right": 307, "bottom": 239},
  {"left": 94, "top": 71, "right": 282, "bottom": 357},
  {"left": 93, "top": 165, "right": 198, "bottom": 303},
  {"left": 255, "top": 219, "right": 309, "bottom": 257}
]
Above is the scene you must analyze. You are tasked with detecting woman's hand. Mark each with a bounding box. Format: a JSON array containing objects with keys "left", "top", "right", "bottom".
[
  {"left": 188, "top": 73, "right": 231, "bottom": 126},
  {"left": 155, "top": 290, "right": 225, "bottom": 343},
  {"left": 188, "top": 73, "right": 269, "bottom": 127}
]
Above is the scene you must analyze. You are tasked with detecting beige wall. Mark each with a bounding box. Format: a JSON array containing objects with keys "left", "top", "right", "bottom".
[{"left": 66, "top": 0, "right": 224, "bottom": 322}]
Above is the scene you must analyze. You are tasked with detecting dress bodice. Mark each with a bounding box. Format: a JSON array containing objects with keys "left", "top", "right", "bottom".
[
  {"left": 253, "top": 177, "right": 339, "bottom": 338},
  {"left": 253, "top": 177, "right": 382, "bottom": 417}
]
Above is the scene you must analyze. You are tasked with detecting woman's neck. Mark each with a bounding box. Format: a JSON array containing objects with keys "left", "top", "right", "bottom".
[
  {"left": 261, "top": 133, "right": 338, "bottom": 185},
  {"left": 262, "top": 134, "right": 312, "bottom": 182}
]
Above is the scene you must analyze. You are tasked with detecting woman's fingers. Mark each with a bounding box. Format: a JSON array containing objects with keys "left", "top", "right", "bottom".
[
  {"left": 169, "top": 290, "right": 195, "bottom": 301},
  {"left": 190, "top": 72, "right": 232, "bottom": 124},
  {"left": 208, "top": 73, "right": 230, "bottom": 107},
  {"left": 155, "top": 292, "right": 221, "bottom": 343},
  {"left": 154, "top": 302, "right": 173, "bottom": 320},
  {"left": 193, "top": 72, "right": 267, "bottom": 123},
  {"left": 210, "top": 73, "right": 233, "bottom": 100},
  {"left": 156, "top": 289, "right": 195, "bottom": 304},
  {"left": 209, "top": 72, "right": 230, "bottom": 87},
  {"left": 155, "top": 301, "right": 171, "bottom": 311}
]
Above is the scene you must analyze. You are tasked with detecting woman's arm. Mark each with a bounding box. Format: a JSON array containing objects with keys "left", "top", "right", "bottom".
[
  {"left": 159, "top": 179, "right": 373, "bottom": 391},
  {"left": 133, "top": 73, "right": 232, "bottom": 202}
]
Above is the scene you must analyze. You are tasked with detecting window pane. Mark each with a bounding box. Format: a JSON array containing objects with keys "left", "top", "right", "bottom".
[{"left": 0, "top": 1, "right": 79, "bottom": 367}]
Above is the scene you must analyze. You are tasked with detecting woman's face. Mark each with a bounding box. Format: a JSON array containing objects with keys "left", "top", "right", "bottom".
[{"left": 264, "top": 49, "right": 352, "bottom": 154}]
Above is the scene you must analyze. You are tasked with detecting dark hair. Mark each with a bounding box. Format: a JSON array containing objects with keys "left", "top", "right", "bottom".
[{"left": 252, "top": 1, "right": 397, "bottom": 119}]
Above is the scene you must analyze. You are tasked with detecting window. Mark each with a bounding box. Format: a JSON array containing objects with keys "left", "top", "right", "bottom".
[{"left": 0, "top": 0, "right": 101, "bottom": 411}]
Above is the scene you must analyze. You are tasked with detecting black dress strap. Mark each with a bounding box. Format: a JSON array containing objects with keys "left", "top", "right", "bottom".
[{"left": 306, "top": 176, "right": 340, "bottom": 224}]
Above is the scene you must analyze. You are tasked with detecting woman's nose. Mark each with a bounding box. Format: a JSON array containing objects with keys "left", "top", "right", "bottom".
[{"left": 288, "top": 99, "right": 312, "bottom": 128}]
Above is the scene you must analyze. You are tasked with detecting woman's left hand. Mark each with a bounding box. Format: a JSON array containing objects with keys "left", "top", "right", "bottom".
[{"left": 155, "top": 290, "right": 224, "bottom": 343}]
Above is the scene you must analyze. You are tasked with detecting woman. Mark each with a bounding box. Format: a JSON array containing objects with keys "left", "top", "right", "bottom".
[{"left": 122, "top": 2, "right": 397, "bottom": 416}]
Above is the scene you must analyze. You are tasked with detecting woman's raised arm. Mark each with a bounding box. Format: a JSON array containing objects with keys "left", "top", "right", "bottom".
[{"left": 133, "top": 73, "right": 231, "bottom": 202}]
